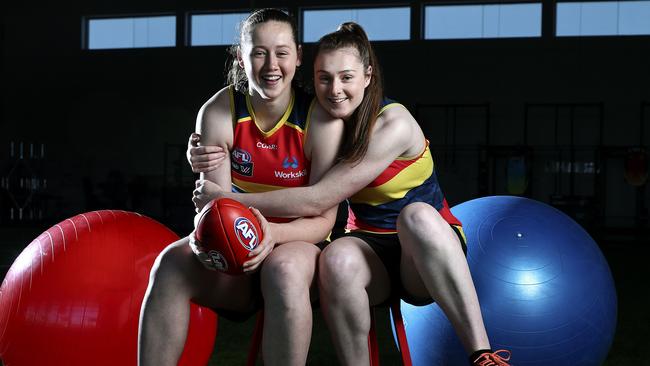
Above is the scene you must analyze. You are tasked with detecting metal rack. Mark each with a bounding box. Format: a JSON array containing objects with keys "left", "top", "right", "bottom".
[{"left": 1, "top": 141, "right": 48, "bottom": 225}]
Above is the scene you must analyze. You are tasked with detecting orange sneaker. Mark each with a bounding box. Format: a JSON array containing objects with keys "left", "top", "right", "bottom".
[{"left": 472, "top": 349, "right": 511, "bottom": 366}]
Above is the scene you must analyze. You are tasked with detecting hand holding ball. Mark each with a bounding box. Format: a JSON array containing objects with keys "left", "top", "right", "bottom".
[{"left": 191, "top": 198, "right": 264, "bottom": 274}]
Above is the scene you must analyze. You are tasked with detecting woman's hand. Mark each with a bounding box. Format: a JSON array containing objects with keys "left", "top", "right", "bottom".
[
  {"left": 187, "top": 133, "right": 227, "bottom": 173},
  {"left": 192, "top": 179, "right": 225, "bottom": 212},
  {"left": 242, "top": 207, "right": 276, "bottom": 273}
]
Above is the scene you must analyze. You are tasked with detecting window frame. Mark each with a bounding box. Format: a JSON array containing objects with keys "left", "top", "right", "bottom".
[
  {"left": 186, "top": 10, "right": 252, "bottom": 47},
  {"left": 300, "top": 4, "right": 412, "bottom": 43},
  {"left": 555, "top": 0, "right": 650, "bottom": 37},
  {"left": 421, "top": 1, "right": 543, "bottom": 40},
  {"left": 82, "top": 13, "right": 177, "bottom": 50}
]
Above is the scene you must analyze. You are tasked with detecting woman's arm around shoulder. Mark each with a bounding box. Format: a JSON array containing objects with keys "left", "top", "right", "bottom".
[
  {"left": 223, "top": 103, "right": 417, "bottom": 217},
  {"left": 301, "top": 105, "right": 418, "bottom": 210},
  {"left": 264, "top": 102, "right": 345, "bottom": 244},
  {"left": 305, "top": 101, "right": 345, "bottom": 184}
]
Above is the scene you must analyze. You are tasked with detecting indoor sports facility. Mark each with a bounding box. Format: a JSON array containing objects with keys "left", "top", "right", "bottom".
[{"left": 1, "top": 1, "right": 648, "bottom": 365}]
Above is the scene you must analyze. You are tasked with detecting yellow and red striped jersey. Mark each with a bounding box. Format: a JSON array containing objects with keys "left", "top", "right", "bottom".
[
  {"left": 228, "top": 86, "right": 316, "bottom": 195},
  {"left": 346, "top": 100, "right": 462, "bottom": 234}
]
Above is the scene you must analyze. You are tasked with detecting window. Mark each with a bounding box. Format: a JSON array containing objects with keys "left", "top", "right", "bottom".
[
  {"left": 424, "top": 3, "right": 542, "bottom": 39},
  {"left": 302, "top": 7, "right": 410, "bottom": 42},
  {"left": 556, "top": 0, "right": 650, "bottom": 36},
  {"left": 87, "top": 16, "right": 176, "bottom": 50},
  {"left": 189, "top": 12, "right": 250, "bottom": 46}
]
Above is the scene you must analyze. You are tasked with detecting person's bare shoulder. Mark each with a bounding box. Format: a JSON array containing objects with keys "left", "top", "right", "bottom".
[
  {"left": 196, "top": 86, "right": 233, "bottom": 148},
  {"left": 372, "top": 104, "right": 416, "bottom": 150},
  {"left": 199, "top": 86, "right": 231, "bottom": 123}
]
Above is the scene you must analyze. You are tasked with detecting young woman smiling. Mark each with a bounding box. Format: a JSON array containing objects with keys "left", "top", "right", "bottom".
[
  {"left": 138, "top": 9, "right": 344, "bottom": 366},
  {"left": 188, "top": 22, "right": 512, "bottom": 366}
]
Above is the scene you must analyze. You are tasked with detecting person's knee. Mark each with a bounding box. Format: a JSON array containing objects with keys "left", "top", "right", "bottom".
[
  {"left": 398, "top": 202, "right": 439, "bottom": 230},
  {"left": 398, "top": 203, "right": 454, "bottom": 250},
  {"left": 398, "top": 202, "right": 449, "bottom": 236},
  {"left": 149, "top": 241, "right": 194, "bottom": 290},
  {"left": 319, "top": 244, "right": 365, "bottom": 293},
  {"left": 261, "top": 251, "right": 312, "bottom": 303}
]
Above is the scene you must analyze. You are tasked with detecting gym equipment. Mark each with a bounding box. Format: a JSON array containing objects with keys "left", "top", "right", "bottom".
[
  {"left": 0, "top": 210, "right": 217, "bottom": 365},
  {"left": 395, "top": 196, "right": 617, "bottom": 365}
]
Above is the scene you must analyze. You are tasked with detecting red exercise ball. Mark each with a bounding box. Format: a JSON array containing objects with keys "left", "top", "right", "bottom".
[
  {"left": 0, "top": 210, "right": 217, "bottom": 366},
  {"left": 192, "top": 198, "right": 263, "bottom": 275}
]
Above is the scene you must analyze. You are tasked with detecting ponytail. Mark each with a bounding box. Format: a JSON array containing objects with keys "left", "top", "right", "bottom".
[{"left": 316, "top": 22, "right": 384, "bottom": 164}]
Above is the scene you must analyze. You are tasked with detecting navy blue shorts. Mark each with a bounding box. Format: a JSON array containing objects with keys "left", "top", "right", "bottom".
[{"left": 340, "top": 225, "right": 467, "bottom": 306}]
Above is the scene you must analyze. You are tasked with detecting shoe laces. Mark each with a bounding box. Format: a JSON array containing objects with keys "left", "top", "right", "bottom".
[{"left": 472, "top": 349, "right": 511, "bottom": 366}]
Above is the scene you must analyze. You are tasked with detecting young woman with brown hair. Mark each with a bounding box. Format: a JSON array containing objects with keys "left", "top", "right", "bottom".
[
  {"left": 189, "top": 22, "right": 511, "bottom": 366},
  {"left": 139, "top": 9, "right": 344, "bottom": 366}
]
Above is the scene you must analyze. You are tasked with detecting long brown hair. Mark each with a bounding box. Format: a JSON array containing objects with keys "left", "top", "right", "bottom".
[
  {"left": 226, "top": 9, "right": 301, "bottom": 93},
  {"left": 316, "top": 22, "right": 384, "bottom": 164}
]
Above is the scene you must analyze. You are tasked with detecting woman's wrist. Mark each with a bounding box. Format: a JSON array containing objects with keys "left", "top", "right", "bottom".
[{"left": 267, "top": 222, "right": 282, "bottom": 245}]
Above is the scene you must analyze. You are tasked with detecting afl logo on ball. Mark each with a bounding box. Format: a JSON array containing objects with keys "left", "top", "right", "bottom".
[
  {"left": 208, "top": 250, "right": 228, "bottom": 271},
  {"left": 234, "top": 217, "right": 259, "bottom": 250}
]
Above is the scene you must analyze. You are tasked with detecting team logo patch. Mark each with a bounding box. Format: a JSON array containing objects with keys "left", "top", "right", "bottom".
[
  {"left": 232, "top": 148, "right": 252, "bottom": 163},
  {"left": 234, "top": 217, "right": 259, "bottom": 250},
  {"left": 231, "top": 148, "right": 254, "bottom": 176}
]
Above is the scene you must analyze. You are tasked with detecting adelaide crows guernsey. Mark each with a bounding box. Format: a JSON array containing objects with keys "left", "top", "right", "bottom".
[
  {"left": 346, "top": 100, "right": 462, "bottom": 234},
  {"left": 229, "top": 86, "right": 314, "bottom": 197}
]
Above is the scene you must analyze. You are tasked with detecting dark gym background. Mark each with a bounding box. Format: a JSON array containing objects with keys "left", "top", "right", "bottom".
[{"left": 1, "top": 0, "right": 648, "bottom": 365}]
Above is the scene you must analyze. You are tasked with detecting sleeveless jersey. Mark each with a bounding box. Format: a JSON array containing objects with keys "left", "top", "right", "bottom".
[
  {"left": 346, "top": 100, "right": 463, "bottom": 235},
  {"left": 229, "top": 86, "right": 315, "bottom": 195}
]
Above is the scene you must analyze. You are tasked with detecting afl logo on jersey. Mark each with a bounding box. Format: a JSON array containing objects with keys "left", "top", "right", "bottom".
[
  {"left": 234, "top": 217, "right": 259, "bottom": 250},
  {"left": 232, "top": 148, "right": 252, "bottom": 163},
  {"left": 231, "top": 148, "right": 254, "bottom": 176}
]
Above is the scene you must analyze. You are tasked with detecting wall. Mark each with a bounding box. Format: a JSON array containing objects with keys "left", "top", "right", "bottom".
[{"left": 2, "top": 1, "right": 649, "bottom": 233}]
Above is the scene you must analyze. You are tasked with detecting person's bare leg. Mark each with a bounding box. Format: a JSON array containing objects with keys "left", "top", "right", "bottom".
[
  {"left": 397, "top": 202, "right": 490, "bottom": 354},
  {"left": 260, "top": 242, "right": 320, "bottom": 366},
  {"left": 138, "top": 237, "right": 254, "bottom": 366},
  {"left": 318, "top": 238, "right": 391, "bottom": 366}
]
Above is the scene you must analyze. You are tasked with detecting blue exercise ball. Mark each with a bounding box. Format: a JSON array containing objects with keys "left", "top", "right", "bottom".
[{"left": 393, "top": 196, "right": 617, "bottom": 365}]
